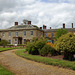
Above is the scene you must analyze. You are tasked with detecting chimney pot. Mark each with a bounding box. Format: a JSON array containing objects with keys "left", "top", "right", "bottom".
[
  {"left": 28, "top": 21, "right": 31, "bottom": 25},
  {"left": 43, "top": 25, "right": 46, "bottom": 29},
  {"left": 40, "top": 27, "right": 42, "bottom": 29},
  {"left": 15, "top": 22, "right": 18, "bottom": 26},
  {"left": 72, "top": 23, "right": 73, "bottom": 28},
  {"left": 50, "top": 27, "right": 51, "bottom": 29},
  {"left": 63, "top": 23, "right": 65, "bottom": 28}
]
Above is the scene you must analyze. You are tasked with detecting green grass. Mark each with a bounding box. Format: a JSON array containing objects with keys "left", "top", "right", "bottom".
[
  {"left": 15, "top": 49, "right": 75, "bottom": 70},
  {"left": 0, "top": 65, "right": 14, "bottom": 75},
  {"left": 0, "top": 47, "right": 24, "bottom": 52}
]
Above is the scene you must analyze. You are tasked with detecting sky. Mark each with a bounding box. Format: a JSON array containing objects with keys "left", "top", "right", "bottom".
[{"left": 0, "top": 0, "right": 75, "bottom": 29}]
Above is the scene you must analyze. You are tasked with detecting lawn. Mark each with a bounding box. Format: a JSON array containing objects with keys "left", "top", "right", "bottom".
[
  {"left": 0, "top": 65, "right": 14, "bottom": 75},
  {"left": 15, "top": 49, "right": 75, "bottom": 70},
  {"left": 0, "top": 47, "right": 23, "bottom": 52}
]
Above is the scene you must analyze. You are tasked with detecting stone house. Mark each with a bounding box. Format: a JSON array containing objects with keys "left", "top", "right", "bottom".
[
  {"left": 0, "top": 20, "right": 43, "bottom": 45},
  {"left": 0, "top": 20, "right": 75, "bottom": 44}
]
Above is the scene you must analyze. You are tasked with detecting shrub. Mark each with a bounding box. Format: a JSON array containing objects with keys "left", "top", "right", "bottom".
[
  {"left": 31, "top": 37, "right": 38, "bottom": 42},
  {"left": 26, "top": 42, "right": 39, "bottom": 55},
  {"left": 0, "top": 40, "right": 9, "bottom": 47},
  {"left": 39, "top": 45, "right": 58, "bottom": 56},
  {"left": 55, "top": 32, "right": 75, "bottom": 61},
  {"left": 46, "top": 42, "right": 56, "bottom": 48},
  {"left": 55, "top": 32, "right": 75, "bottom": 52},
  {"left": 26, "top": 37, "right": 47, "bottom": 55},
  {"left": 55, "top": 28, "right": 68, "bottom": 40},
  {"left": 17, "top": 44, "right": 26, "bottom": 46}
]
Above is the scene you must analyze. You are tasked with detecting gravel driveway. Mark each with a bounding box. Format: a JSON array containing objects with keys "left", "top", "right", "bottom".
[{"left": 0, "top": 49, "right": 75, "bottom": 75}]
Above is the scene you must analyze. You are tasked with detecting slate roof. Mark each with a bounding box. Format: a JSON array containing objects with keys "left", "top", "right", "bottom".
[
  {"left": 8, "top": 24, "right": 39, "bottom": 29},
  {"left": 0, "top": 24, "right": 42, "bottom": 31},
  {"left": 43, "top": 28, "right": 75, "bottom": 32}
]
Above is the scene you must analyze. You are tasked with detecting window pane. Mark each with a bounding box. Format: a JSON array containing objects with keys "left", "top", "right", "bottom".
[
  {"left": 2, "top": 32, "right": 5, "bottom": 37},
  {"left": 9, "top": 32, "right": 11, "bottom": 36},
  {"left": 9, "top": 40, "right": 11, "bottom": 44},
  {"left": 52, "top": 33, "right": 54, "bottom": 37},
  {"left": 23, "top": 39, "right": 26, "bottom": 44},
  {"left": 16, "top": 32, "right": 18, "bottom": 36},
  {"left": 31, "top": 31, "right": 33, "bottom": 35},
  {"left": 45, "top": 33, "right": 47, "bottom": 37},
  {"left": 24, "top": 31, "right": 26, "bottom": 36},
  {"left": 15, "top": 38, "right": 17, "bottom": 44}
]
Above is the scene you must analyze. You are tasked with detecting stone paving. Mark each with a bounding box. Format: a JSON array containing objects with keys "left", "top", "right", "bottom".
[{"left": 0, "top": 49, "right": 75, "bottom": 75}]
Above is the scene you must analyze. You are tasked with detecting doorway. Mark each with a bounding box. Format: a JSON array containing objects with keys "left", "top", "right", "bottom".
[{"left": 18, "top": 37, "right": 22, "bottom": 44}]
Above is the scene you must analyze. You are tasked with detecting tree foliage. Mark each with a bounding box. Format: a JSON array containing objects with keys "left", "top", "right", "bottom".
[
  {"left": 55, "top": 33, "right": 75, "bottom": 52},
  {"left": 55, "top": 28, "right": 68, "bottom": 40},
  {"left": 0, "top": 40, "right": 9, "bottom": 47}
]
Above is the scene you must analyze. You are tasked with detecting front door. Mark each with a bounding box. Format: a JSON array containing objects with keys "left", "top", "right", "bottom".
[{"left": 18, "top": 37, "right": 22, "bottom": 44}]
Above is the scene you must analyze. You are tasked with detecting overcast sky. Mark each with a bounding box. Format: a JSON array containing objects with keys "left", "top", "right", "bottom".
[{"left": 0, "top": 0, "right": 75, "bottom": 29}]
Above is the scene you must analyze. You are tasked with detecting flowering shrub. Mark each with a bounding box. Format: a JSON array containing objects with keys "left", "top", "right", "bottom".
[{"left": 46, "top": 42, "right": 56, "bottom": 48}]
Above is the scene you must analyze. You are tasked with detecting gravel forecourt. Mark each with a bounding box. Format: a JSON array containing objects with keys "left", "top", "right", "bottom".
[{"left": 0, "top": 49, "right": 75, "bottom": 75}]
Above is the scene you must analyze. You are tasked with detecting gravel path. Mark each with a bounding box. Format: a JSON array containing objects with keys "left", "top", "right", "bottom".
[{"left": 0, "top": 49, "right": 75, "bottom": 75}]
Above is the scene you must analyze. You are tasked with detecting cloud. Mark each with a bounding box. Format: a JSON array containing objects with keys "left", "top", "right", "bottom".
[
  {"left": 41, "top": 0, "right": 75, "bottom": 3},
  {"left": 0, "top": 0, "right": 75, "bottom": 29}
]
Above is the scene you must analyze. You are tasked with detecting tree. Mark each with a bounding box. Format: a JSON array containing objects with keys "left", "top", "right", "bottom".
[
  {"left": 55, "top": 32, "right": 75, "bottom": 52},
  {"left": 55, "top": 28, "right": 68, "bottom": 40},
  {"left": 55, "top": 33, "right": 75, "bottom": 61}
]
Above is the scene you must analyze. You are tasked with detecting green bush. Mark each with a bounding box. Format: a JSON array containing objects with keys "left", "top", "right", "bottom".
[
  {"left": 39, "top": 45, "right": 58, "bottom": 56},
  {"left": 26, "top": 37, "right": 47, "bottom": 55},
  {"left": 55, "top": 32, "right": 75, "bottom": 61},
  {"left": 7, "top": 44, "right": 14, "bottom": 46},
  {"left": 0, "top": 40, "right": 9, "bottom": 47},
  {"left": 31, "top": 37, "right": 38, "bottom": 42},
  {"left": 26, "top": 42, "right": 39, "bottom": 55},
  {"left": 17, "top": 44, "right": 26, "bottom": 46},
  {"left": 55, "top": 28, "right": 68, "bottom": 40},
  {"left": 55, "top": 32, "right": 75, "bottom": 52},
  {"left": 35, "top": 38, "right": 47, "bottom": 50}
]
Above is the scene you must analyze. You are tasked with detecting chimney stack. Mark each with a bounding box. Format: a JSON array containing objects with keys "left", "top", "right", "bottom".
[
  {"left": 15, "top": 22, "right": 18, "bottom": 26},
  {"left": 72, "top": 23, "right": 73, "bottom": 28},
  {"left": 43, "top": 25, "right": 46, "bottom": 29},
  {"left": 28, "top": 21, "right": 31, "bottom": 25},
  {"left": 50, "top": 27, "right": 51, "bottom": 29},
  {"left": 40, "top": 27, "right": 42, "bottom": 29},
  {"left": 63, "top": 23, "right": 65, "bottom": 28}
]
